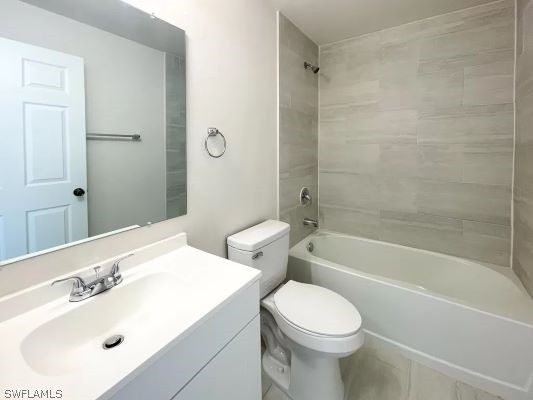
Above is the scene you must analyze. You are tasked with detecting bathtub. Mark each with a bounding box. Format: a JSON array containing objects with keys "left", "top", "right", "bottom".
[{"left": 288, "top": 230, "right": 533, "bottom": 400}]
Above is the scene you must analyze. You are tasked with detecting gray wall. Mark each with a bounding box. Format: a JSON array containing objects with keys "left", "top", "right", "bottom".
[
  {"left": 514, "top": 0, "right": 533, "bottom": 295},
  {"left": 279, "top": 14, "right": 319, "bottom": 246},
  {"left": 318, "top": 0, "right": 515, "bottom": 266}
]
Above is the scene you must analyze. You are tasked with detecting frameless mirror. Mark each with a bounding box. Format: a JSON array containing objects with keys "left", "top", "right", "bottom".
[{"left": 0, "top": 0, "right": 186, "bottom": 264}]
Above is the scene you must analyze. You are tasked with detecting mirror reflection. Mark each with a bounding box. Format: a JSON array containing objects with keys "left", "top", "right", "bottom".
[{"left": 0, "top": 0, "right": 187, "bottom": 264}]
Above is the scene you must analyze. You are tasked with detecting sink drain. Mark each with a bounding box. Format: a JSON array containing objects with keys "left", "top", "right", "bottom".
[{"left": 102, "top": 335, "right": 124, "bottom": 350}]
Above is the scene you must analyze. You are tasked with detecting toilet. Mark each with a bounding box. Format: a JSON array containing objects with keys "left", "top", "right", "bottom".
[{"left": 227, "top": 220, "right": 364, "bottom": 400}]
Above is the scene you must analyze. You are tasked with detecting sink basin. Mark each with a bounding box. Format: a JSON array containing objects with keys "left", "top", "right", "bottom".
[{"left": 21, "top": 273, "right": 185, "bottom": 376}]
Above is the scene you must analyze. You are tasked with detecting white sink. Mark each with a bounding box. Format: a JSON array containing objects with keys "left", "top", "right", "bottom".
[
  {"left": 21, "top": 273, "right": 186, "bottom": 376},
  {"left": 0, "top": 233, "right": 261, "bottom": 400}
]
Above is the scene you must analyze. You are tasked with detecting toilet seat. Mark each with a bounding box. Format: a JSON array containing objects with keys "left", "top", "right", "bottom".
[
  {"left": 274, "top": 280, "right": 361, "bottom": 337},
  {"left": 261, "top": 281, "right": 364, "bottom": 356}
]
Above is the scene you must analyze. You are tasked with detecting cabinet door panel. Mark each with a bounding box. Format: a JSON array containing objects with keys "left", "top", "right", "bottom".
[{"left": 173, "top": 316, "right": 261, "bottom": 400}]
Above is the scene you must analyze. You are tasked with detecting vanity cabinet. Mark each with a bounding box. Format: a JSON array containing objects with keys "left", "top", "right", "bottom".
[
  {"left": 0, "top": 234, "right": 262, "bottom": 400},
  {"left": 108, "top": 281, "right": 261, "bottom": 400},
  {"left": 173, "top": 317, "right": 261, "bottom": 400}
]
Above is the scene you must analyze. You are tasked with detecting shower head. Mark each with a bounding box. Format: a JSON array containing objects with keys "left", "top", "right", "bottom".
[{"left": 304, "top": 61, "right": 320, "bottom": 74}]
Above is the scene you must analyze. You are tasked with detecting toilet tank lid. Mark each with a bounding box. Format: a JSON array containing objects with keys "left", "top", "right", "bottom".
[{"left": 227, "top": 220, "right": 290, "bottom": 251}]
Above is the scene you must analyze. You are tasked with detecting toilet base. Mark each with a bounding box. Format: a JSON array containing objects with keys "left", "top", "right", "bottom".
[{"left": 263, "top": 343, "right": 345, "bottom": 400}]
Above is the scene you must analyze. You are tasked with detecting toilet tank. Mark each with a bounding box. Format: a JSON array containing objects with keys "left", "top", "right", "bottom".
[{"left": 227, "top": 220, "right": 290, "bottom": 298}]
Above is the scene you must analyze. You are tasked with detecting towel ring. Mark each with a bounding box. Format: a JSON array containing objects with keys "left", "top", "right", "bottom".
[{"left": 205, "top": 127, "right": 226, "bottom": 158}]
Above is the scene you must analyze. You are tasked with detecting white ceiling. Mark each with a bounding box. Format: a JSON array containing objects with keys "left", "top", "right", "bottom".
[{"left": 271, "top": 0, "right": 497, "bottom": 45}]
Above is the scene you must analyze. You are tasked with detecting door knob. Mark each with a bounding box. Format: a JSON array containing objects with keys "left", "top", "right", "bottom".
[{"left": 73, "top": 188, "right": 86, "bottom": 197}]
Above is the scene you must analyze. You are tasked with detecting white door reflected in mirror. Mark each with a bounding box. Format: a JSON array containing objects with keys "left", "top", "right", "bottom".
[{"left": 0, "top": 37, "right": 88, "bottom": 261}]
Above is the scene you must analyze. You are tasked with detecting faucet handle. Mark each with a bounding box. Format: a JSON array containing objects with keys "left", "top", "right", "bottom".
[
  {"left": 51, "top": 276, "right": 88, "bottom": 293},
  {"left": 110, "top": 253, "right": 134, "bottom": 277}
]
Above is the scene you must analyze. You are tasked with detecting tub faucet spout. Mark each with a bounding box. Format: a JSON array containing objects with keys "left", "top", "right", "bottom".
[{"left": 303, "top": 217, "right": 318, "bottom": 228}]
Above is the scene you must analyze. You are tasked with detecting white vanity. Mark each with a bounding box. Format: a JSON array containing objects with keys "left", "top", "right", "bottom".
[{"left": 0, "top": 234, "right": 262, "bottom": 400}]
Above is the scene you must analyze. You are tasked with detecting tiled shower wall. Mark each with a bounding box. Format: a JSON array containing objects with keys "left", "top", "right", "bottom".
[
  {"left": 165, "top": 53, "right": 187, "bottom": 218},
  {"left": 279, "top": 14, "right": 319, "bottom": 245},
  {"left": 514, "top": 0, "right": 533, "bottom": 295},
  {"left": 318, "top": 0, "right": 515, "bottom": 266}
]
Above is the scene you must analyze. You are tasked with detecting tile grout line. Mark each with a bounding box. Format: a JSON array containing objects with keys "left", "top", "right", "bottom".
[
  {"left": 510, "top": 0, "right": 518, "bottom": 269},
  {"left": 276, "top": 11, "right": 281, "bottom": 221},
  {"left": 317, "top": 41, "right": 321, "bottom": 227}
]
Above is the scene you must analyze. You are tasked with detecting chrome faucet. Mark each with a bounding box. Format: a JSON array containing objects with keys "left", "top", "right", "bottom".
[
  {"left": 303, "top": 217, "right": 319, "bottom": 228},
  {"left": 52, "top": 254, "right": 134, "bottom": 302}
]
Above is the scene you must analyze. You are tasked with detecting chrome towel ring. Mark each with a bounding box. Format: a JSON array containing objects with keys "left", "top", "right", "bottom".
[{"left": 205, "top": 127, "right": 226, "bottom": 158}]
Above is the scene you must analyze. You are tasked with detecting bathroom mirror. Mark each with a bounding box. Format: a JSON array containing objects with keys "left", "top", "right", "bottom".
[{"left": 0, "top": 0, "right": 186, "bottom": 264}]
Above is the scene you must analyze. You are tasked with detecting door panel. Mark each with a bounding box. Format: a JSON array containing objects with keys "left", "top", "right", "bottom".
[
  {"left": 0, "top": 37, "right": 87, "bottom": 261},
  {"left": 26, "top": 205, "right": 70, "bottom": 253},
  {"left": 23, "top": 59, "right": 67, "bottom": 90},
  {"left": 24, "top": 103, "right": 68, "bottom": 184}
]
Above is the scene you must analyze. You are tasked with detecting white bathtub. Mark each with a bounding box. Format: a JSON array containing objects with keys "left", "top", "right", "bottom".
[{"left": 288, "top": 230, "right": 533, "bottom": 400}]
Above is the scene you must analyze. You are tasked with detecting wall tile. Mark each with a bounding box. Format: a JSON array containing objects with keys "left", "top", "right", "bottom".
[
  {"left": 379, "top": 211, "right": 465, "bottom": 258},
  {"left": 320, "top": 141, "right": 380, "bottom": 175},
  {"left": 417, "top": 69, "right": 464, "bottom": 110},
  {"left": 279, "top": 14, "right": 318, "bottom": 246},
  {"left": 379, "top": 145, "right": 419, "bottom": 178},
  {"left": 463, "top": 61, "right": 514, "bottom": 106},
  {"left": 280, "top": 165, "right": 317, "bottom": 212},
  {"left": 380, "top": 177, "right": 418, "bottom": 213},
  {"left": 321, "top": 33, "right": 381, "bottom": 85},
  {"left": 321, "top": 106, "right": 417, "bottom": 145},
  {"left": 320, "top": 172, "right": 381, "bottom": 210},
  {"left": 462, "top": 221, "right": 511, "bottom": 266},
  {"left": 319, "top": 0, "right": 514, "bottom": 266},
  {"left": 462, "top": 145, "right": 513, "bottom": 185},
  {"left": 280, "top": 203, "right": 317, "bottom": 247},
  {"left": 417, "top": 145, "right": 464, "bottom": 182},
  {"left": 321, "top": 80, "right": 379, "bottom": 108},
  {"left": 418, "top": 49, "right": 514, "bottom": 75},
  {"left": 379, "top": 41, "right": 419, "bottom": 110},
  {"left": 418, "top": 24, "right": 514, "bottom": 63},
  {"left": 165, "top": 53, "right": 186, "bottom": 219},
  {"left": 280, "top": 106, "right": 318, "bottom": 173},
  {"left": 417, "top": 180, "right": 511, "bottom": 226},
  {"left": 320, "top": 205, "right": 380, "bottom": 239},
  {"left": 515, "top": 0, "right": 533, "bottom": 295},
  {"left": 417, "top": 104, "right": 514, "bottom": 145}
]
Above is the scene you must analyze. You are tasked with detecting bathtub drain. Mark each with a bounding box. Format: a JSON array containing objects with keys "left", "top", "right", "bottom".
[
  {"left": 307, "top": 242, "right": 314, "bottom": 252},
  {"left": 102, "top": 335, "right": 124, "bottom": 350}
]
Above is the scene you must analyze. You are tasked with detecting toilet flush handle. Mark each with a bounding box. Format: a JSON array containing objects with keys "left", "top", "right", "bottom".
[{"left": 252, "top": 251, "right": 264, "bottom": 260}]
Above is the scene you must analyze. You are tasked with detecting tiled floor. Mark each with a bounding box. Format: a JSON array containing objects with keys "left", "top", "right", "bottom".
[
  {"left": 263, "top": 385, "right": 289, "bottom": 400},
  {"left": 262, "top": 335, "right": 504, "bottom": 400}
]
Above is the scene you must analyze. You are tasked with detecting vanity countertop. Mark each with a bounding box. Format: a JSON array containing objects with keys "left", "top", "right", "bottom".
[{"left": 0, "top": 233, "right": 261, "bottom": 400}]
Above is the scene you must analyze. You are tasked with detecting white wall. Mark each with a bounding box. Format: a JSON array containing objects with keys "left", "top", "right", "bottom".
[
  {"left": 0, "top": 0, "right": 278, "bottom": 296},
  {"left": 0, "top": 0, "right": 168, "bottom": 237}
]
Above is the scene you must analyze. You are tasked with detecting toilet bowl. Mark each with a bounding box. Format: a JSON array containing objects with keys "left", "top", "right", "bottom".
[
  {"left": 261, "top": 280, "right": 363, "bottom": 400},
  {"left": 227, "top": 220, "right": 364, "bottom": 400}
]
